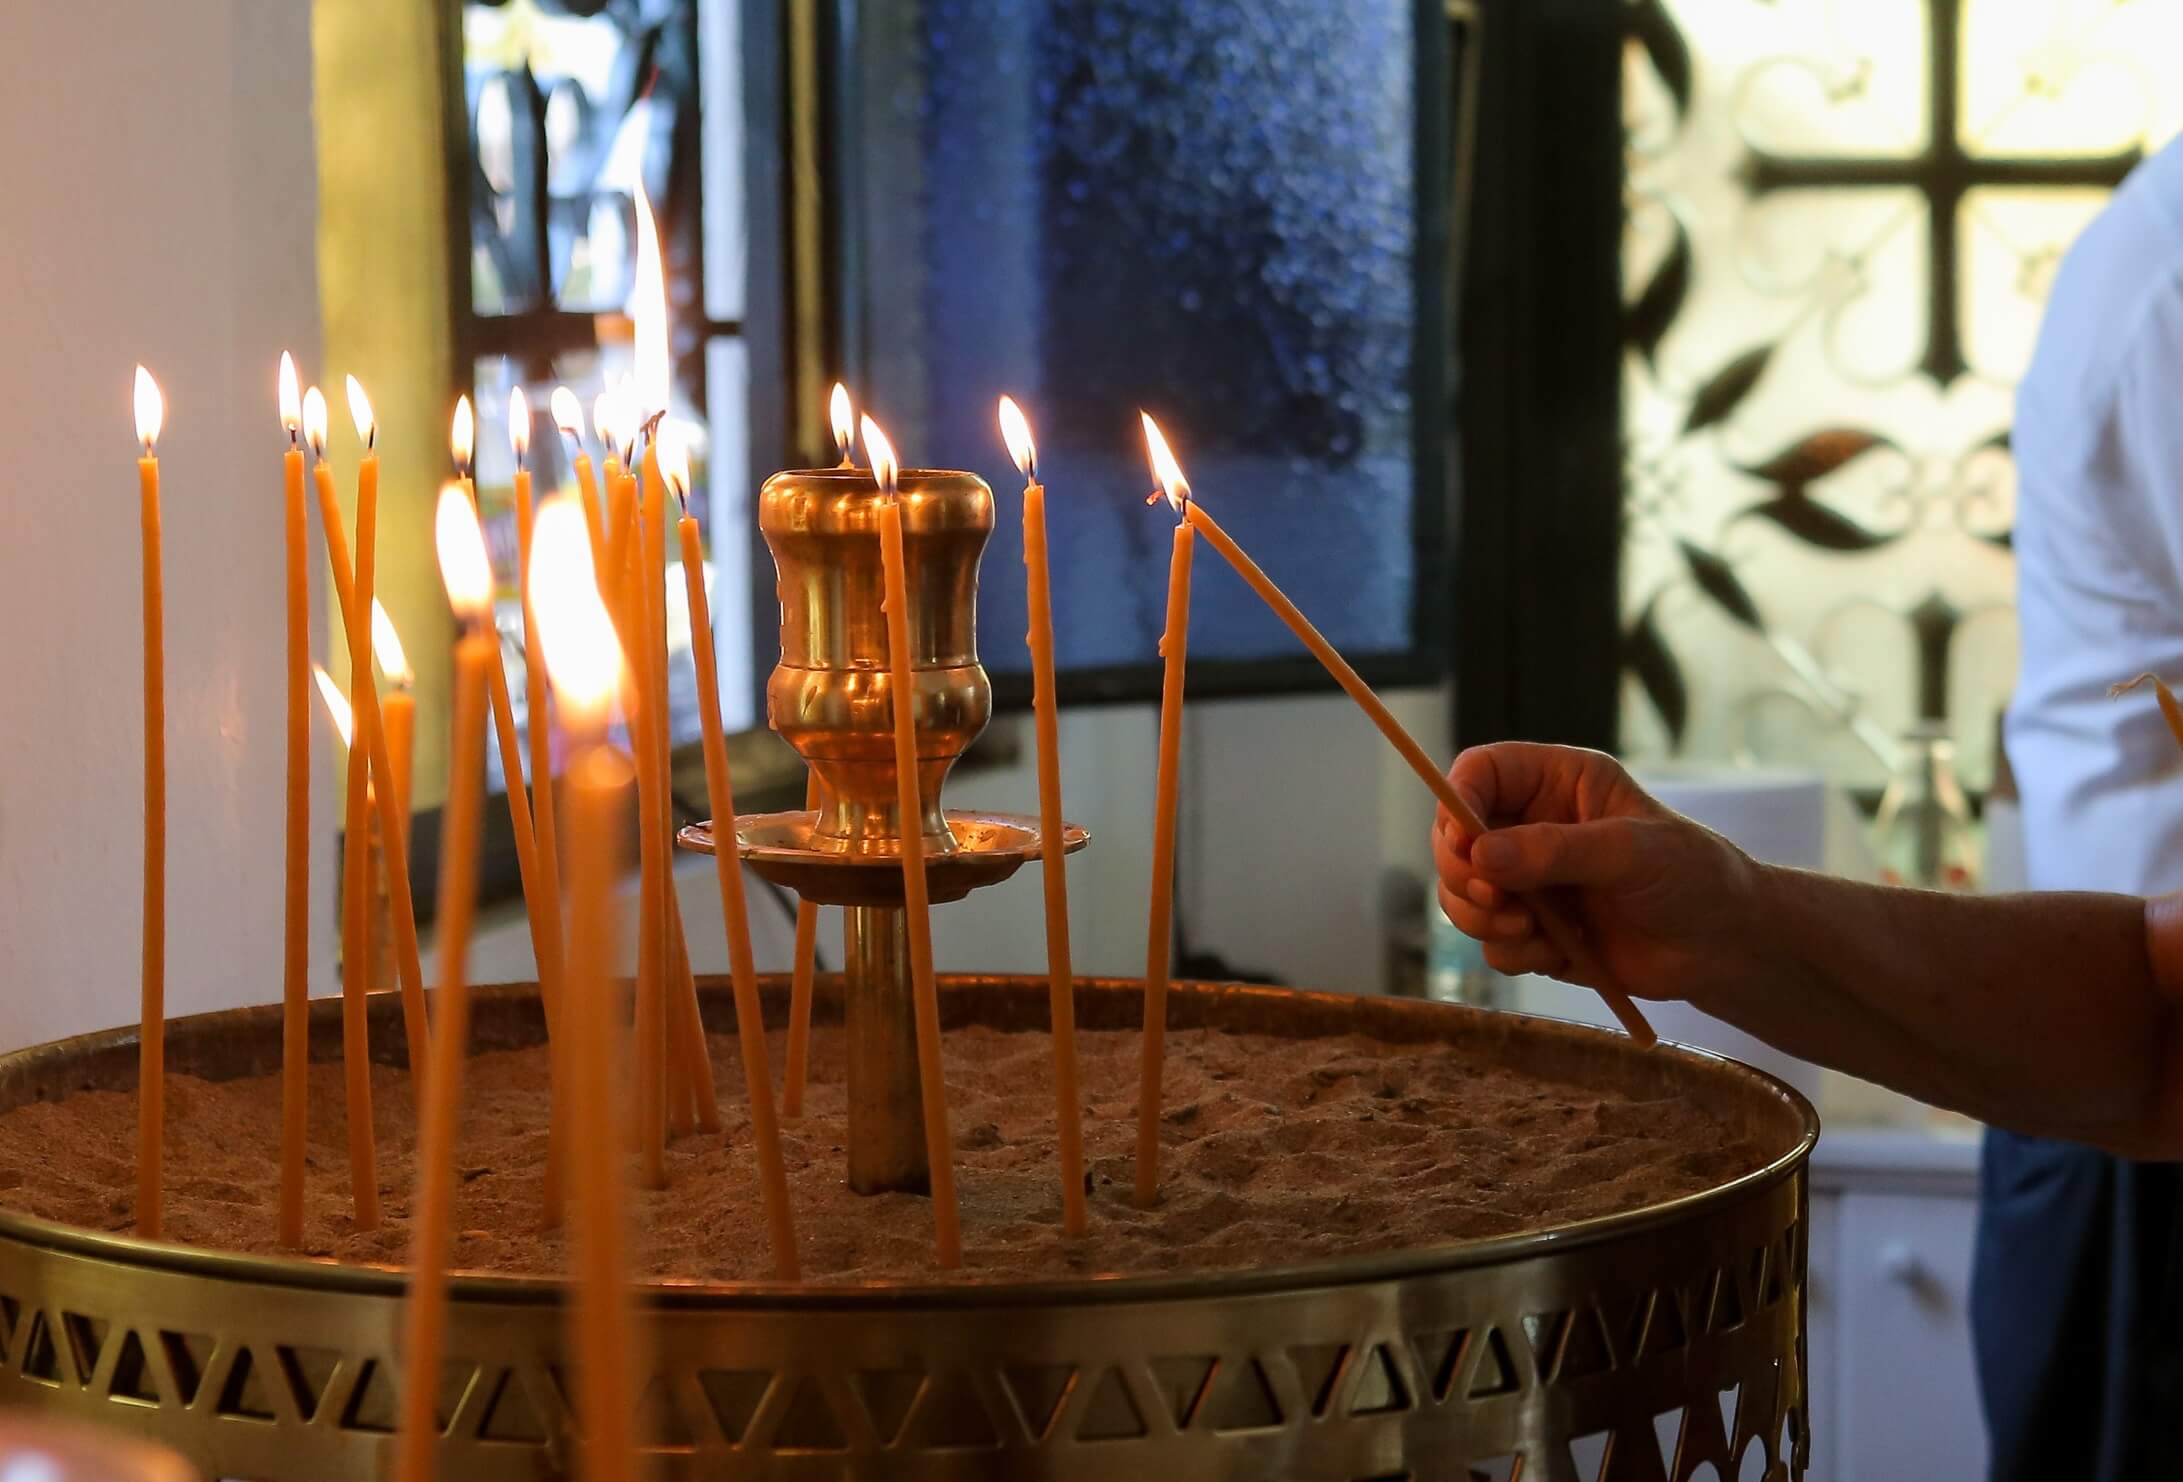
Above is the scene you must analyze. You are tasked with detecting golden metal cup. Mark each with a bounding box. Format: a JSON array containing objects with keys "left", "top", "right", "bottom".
[{"left": 760, "top": 467, "right": 994, "bottom": 855}]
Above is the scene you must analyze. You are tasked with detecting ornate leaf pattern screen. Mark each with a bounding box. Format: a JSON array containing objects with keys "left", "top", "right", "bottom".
[{"left": 1620, "top": 0, "right": 2183, "bottom": 791}]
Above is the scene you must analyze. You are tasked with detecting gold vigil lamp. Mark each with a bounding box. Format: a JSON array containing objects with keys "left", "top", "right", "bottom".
[{"left": 682, "top": 460, "right": 1086, "bottom": 1194}]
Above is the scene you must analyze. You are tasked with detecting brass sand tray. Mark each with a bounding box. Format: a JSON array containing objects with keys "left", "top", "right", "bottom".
[{"left": 0, "top": 974, "right": 1813, "bottom": 1481}]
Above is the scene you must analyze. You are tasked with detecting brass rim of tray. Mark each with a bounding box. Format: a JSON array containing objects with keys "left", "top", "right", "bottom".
[{"left": 0, "top": 976, "right": 1818, "bottom": 1307}]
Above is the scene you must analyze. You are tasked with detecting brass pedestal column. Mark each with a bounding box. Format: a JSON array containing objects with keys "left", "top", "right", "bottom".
[{"left": 842, "top": 905, "right": 925, "bottom": 1193}]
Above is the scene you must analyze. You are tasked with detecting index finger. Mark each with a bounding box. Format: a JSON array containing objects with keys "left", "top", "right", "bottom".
[{"left": 1448, "top": 743, "right": 1573, "bottom": 829}]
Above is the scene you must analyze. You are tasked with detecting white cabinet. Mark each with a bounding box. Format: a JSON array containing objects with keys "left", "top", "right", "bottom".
[{"left": 1806, "top": 1131, "right": 1987, "bottom": 1482}]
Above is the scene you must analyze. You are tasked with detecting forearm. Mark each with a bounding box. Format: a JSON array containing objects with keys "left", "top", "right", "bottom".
[{"left": 1704, "top": 867, "right": 2183, "bottom": 1152}]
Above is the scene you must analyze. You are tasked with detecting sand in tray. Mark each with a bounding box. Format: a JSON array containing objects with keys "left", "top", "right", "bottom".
[{"left": 0, "top": 1022, "right": 1771, "bottom": 1284}]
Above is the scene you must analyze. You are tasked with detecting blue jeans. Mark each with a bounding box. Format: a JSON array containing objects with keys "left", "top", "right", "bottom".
[{"left": 1971, "top": 1129, "right": 2183, "bottom": 1481}]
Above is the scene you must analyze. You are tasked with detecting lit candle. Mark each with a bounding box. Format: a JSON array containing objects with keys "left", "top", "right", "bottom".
[
  {"left": 371, "top": 599, "right": 416, "bottom": 819},
  {"left": 553, "top": 386, "right": 606, "bottom": 571},
  {"left": 277, "top": 354, "right": 311, "bottom": 1250},
  {"left": 862, "top": 414, "right": 963, "bottom": 1267},
  {"left": 627, "top": 186, "right": 673, "bottom": 1178},
  {"left": 1132, "top": 414, "right": 1194, "bottom": 1210},
  {"left": 317, "top": 379, "right": 433, "bottom": 1078},
  {"left": 786, "top": 383, "right": 859, "bottom": 1113},
  {"left": 512, "top": 390, "right": 568, "bottom": 982},
  {"left": 1163, "top": 461, "right": 1659, "bottom": 1045},
  {"left": 343, "top": 376, "right": 385, "bottom": 1223},
  {"left": 998, "top": 396, "right": 1087, "bottom": 1237},
  {"left": 532, "top": 500, "right": 639, "bottom": 1482},
  {"left": 309, "top": 656, "right": 377, "bottom": 1228},
  {"left": 132, "top": 365, "right": 166, "bottom": 1240},
  {"left": 393, "top": 486, "right": 498, "bottom": 1482},
  {"left": 663, "top": 432, "right": 800, "bottom": 1277}
]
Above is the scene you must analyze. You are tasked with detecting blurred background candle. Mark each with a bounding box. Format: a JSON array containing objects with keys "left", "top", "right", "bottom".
[
  {"left": 532, "top": 499, "right": 638, "bottom": 1482},
  {"left": 393, "top": 486, "right": 496, "bottom": 1482}
]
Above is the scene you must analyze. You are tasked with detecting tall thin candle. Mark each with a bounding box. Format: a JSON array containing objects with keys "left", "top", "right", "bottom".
[
  {"left": 316, "top": 379, "right": 433, "bottom": 1077},
  {"left": 307, "top": 483, "right": 430, "bottom": 1075},
  {"left": 862, "top": 414, "right": 963, "bottom": 1267},
  {"left": 999, "top": 396, "right": 1087, "bottom": 1237},
  {"left": 532, "top": 501, "right": 639, "bottom": 1482},
  {"left": 665, "top": 434, "right": 800, "bottom": 1277},
  {"left": 308, "top": 656, "right": 376, "bottom": 1228},
  {"left": 393, "top": 488, "right": 497, "bottom": 1482},
  {"left": 787, "top": 382, "right": 862, "bottom": 1113},
  {"left": 1133, "top": 415, "right": 1194, "bottom": 1210},
  {"left": 133, "top": 366, "right": 166, "bottom": 1240},
  {"left": 277, "top": 354, "right": 311, "bottom": 1249},
  {"left": 555, "top": 386, "right": 606, "bottom": 561},
  {"left": 1176, "top": 498, "right": 1657, "bottom": 1045}
]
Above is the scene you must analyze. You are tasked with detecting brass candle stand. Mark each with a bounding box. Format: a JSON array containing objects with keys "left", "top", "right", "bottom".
[{"left": 680, "top": 465, "right": 1086, "bottom": 1194}]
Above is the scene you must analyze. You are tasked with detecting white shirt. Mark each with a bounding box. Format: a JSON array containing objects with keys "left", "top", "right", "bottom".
[{"left": 2009, "top": 135, "right": 2183, "bottom": 896}]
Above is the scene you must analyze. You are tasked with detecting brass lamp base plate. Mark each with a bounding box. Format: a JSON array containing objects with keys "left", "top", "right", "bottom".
[{"left": 677, "top": 809, "right": 1090, "bottom": 906}]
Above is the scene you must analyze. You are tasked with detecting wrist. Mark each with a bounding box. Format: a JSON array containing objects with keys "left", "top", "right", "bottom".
[{"left": 1685, "top": 836, "right": 1782, "bottom": 1011}]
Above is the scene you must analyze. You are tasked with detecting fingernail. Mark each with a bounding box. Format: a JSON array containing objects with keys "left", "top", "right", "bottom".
[
  {"left": 1455, "top": 786, "right": 1485, "bottom": 819},
  {"left": 1475, "top": 835, "right": 1515, "bottom": 874}
]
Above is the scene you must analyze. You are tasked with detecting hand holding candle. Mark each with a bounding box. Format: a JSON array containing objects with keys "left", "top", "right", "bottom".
[
  {"left": 133, "top": 366, "right": 166, "bottom": 1240},
  {"left": 393, "top": 487, "right": 497, "bottom": 1482},
  {"left": 999, "top": 396, "right": 1087, "bottom": 1237},
  {"left": 1138, "top": 418, "right": 1658, "bottom": 1047},
  {"left": 862, "top": 413, "right": 963, "bottom": 1267}
]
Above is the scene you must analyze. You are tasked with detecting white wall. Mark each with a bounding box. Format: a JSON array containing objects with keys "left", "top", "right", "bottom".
[
  {"left": 470, "top": 688, "right": 1451, "bottom": 999},
  {"left": 0, "top": 0, "right": 328, "bottom": 1048}
]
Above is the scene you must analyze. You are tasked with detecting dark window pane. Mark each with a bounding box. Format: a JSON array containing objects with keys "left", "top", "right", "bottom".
[{"left": 853, "top": 1, "right": 1427, "bottom": 683}]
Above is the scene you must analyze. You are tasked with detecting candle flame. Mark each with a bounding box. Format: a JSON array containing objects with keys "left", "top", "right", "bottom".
[
  {"left": 997, "top": 395, "right": 1037, "bottom": 482},
  {"left": 859, "top": 414, "right": 899, "bottom": 496},
  {"left": 630, "top": 179, "right": 670, "bottom": 422},
  {"left": 531, "top": 497, "right": 623, "bottom": 715},
  {"left": 830, "top": 382, "right": 855, "bottom": 462},
  {"left": 1140, "top": 412, "right": 1190, "bottom": 515},
  {"left": 370, "top": 598, "right": 414, "bottom": 688},
  {"left": 451, "top": 394, "right": 475, "bottom": 475},
  {"left": 345, "top": 375, "right": 375, "bottom": 448},
  {"left": 615, "top": 374, "right": 641, "bottom": 464},
  {"left": 313, "top": 664, "right": 353, "bottom": 748},
  {"left": 657, "top": 423, "right": 691, "bottom": 509},
  {"left": 550, "top": 385, "right": 584, "bottom": 440},
  {"left": 436, "top": 481, "right": 494, "bottom": 623},
  {"left": 591, "top": 390, "right": 617, "bottom": 455},
  {"left": 509, "top": 385, "right": 530, "bottom": 464},
  {"left": 303, "top": 386, "right": 329, "bottom": 456},
  {"left": 133, "top": 366, "right": 164, "bottom": 452},
  {"left": 278, "top": 352, "right": 301, "bottom": 438}
]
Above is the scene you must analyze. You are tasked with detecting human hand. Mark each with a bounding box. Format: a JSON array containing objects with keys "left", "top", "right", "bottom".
[{"left": 1431, "top": 743, "right": 1761, "bottom": 1011}]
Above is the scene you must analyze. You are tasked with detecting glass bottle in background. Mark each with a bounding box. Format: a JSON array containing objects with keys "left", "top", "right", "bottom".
[{"left": 1872, "top": 720, "right": 1980, "bottom": 891}]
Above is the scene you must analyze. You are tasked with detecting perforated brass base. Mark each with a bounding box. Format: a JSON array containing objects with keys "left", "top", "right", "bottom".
[{"left": 0, "top": 978, "right": 1814, "bottom": 1481}]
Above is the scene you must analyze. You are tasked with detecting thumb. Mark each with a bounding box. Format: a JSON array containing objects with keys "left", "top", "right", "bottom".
[{"left": 1471, "top": 820, "right": 1638, "bottom": 894}]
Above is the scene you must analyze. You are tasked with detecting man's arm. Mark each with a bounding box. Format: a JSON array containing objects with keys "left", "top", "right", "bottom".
[{"left": 1435, "top": 743, "right": 2183, "bottom": 1154}]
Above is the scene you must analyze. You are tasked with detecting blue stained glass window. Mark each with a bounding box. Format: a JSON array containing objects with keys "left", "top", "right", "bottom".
[{"left": 852, "top": 0, "right": 1434, "bottom": 686}]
